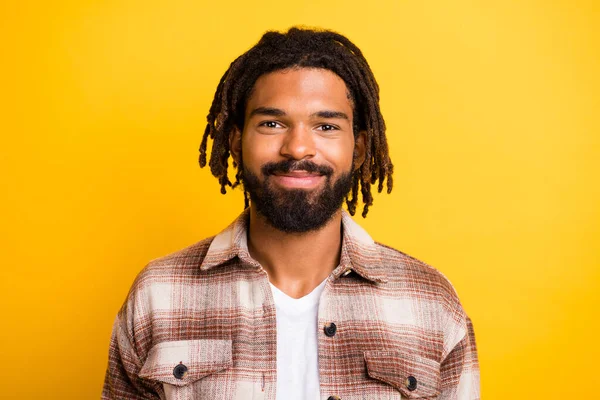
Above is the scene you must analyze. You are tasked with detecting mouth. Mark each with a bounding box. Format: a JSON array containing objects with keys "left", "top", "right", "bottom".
[{"left": 270, "top": 170, "right": 325, "bottom": 189}]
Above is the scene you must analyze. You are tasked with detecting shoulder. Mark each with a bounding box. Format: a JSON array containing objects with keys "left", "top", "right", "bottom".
[
  {"left": 128, "top": 236, "right": 216, "bottom": 294},
  {"left": 374, "top": 241, "right": 467, "bottom": 319},
  {"left": 116, "top": 236, "right": 217, "bottom": 329},
  {"left": 374, "top": 242, "right": 472, "bottom": 353},
  {"left": 373, "top": 242, "right": 476, "bottom": 360}
]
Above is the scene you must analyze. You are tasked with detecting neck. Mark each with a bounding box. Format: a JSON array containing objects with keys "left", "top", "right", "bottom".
[{"left": 247, "top": 207, "right": 343, "bottom": 299}]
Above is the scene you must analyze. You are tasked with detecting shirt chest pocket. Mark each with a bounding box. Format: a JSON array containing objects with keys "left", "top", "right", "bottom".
[
  {"left": 139, "top": 339, "right": 233, "bottom": 400},
  {"left": 364, "top": 350, "right": 441, "bottom": 399}
]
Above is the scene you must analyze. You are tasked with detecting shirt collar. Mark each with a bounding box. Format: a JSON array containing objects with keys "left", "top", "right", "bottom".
[{"left": 199, "top": 208, "right": 387, "bottom": 283}]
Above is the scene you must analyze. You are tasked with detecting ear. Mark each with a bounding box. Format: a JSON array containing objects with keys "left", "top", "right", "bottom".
[
  {"left": 229, "top": 127, "right": 242, "bottom": 166},
  {"left": 353, "top": 130, "right": 367, "bottom": 171}
]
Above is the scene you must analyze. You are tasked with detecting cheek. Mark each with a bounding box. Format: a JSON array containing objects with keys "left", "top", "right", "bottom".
[
  {"left": 241, "top": 134, "right": 280, "bottom": 170},
  {"left": 318, "top": 138, "right": 355, "bottom": 171}
]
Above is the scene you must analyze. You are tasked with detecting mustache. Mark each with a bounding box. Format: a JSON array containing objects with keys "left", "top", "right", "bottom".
[{"left": 261, "top": 159, "right": 333, "bottom": 176}]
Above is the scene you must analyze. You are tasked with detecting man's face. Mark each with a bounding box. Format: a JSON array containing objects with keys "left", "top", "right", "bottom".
[{"left": 230, "top": 67, "right": 365, "bottom": 233}]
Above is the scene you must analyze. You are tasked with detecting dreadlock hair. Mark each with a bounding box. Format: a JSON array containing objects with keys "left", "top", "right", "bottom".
[{"left": 199, "top": 26, "right": 393, "bottom": 218}]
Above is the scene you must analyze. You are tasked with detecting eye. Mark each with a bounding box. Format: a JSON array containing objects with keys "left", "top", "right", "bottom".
[
  {"left": 317, "top": 124, "right": 338, "bottom": 132},
  {"left": 259, "top": 121, "right": 282, "bottom": 129}
]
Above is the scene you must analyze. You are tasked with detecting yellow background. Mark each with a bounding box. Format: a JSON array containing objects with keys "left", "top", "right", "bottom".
[{"left": 1, "top": 0, "right": 598, "bottom": 398}]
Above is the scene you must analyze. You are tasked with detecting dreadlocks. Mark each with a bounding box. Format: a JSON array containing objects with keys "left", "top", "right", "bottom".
[{"left": 199, "top": 27, "right": 393, "bottom": 218}]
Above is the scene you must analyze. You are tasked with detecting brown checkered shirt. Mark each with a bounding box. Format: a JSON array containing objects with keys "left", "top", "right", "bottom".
[{"left": 102, "top": 209, "right": 480, "bottom": 399}]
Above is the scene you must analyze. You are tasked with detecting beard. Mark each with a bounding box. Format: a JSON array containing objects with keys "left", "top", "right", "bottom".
[{"left": 241, "top": 159, "right": 354, "bottom": 233}]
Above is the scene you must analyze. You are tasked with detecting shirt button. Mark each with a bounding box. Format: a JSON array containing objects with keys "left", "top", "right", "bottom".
[
  {"left": 341, "top": 269, "right": 352, "bottom": 277},
  {"left": 173, "top": 363, "right": 188, "bottom": 380},
  {"left": 324, "top": 322, "right": 337, "bottom": 337},
  {"left": 406, "top": 375, "right": 418, "bottom": 391},
  {"left": 327, "top": 396, "right": 341, "bottom": 400}
]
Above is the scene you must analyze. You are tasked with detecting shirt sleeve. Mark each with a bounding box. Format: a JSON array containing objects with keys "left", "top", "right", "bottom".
[
  {"left": 101, "top": 296, "right": 162, "bottom": 399},
  {"left": 439, "top": 315, "right": 481, "bottom": 399}
]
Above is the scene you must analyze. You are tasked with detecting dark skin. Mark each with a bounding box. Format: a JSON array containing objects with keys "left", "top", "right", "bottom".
[{"left": 229, "top": 67, "right": 366, "bottom": 299}]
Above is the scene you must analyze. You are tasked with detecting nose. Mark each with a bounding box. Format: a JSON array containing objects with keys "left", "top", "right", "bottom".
[{"left": 280, "top": 124, "right": 316, "bottom": 160}]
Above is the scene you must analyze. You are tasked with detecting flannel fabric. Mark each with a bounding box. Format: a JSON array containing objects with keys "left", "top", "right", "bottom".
[{"left": 102, "top": 209, "right": 480, "bottom": 399}]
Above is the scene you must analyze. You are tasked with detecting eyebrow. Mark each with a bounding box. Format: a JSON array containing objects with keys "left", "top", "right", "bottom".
[
  {"left": 248, "top": 107, "right": 350, "bottom": 121},
  {"left": 311, "top": 110, "right": 349, "bottom": 121}
]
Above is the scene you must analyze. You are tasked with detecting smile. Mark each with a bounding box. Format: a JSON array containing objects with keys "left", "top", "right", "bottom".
[{"left": 270, "top": 171, "right": 325, "bottom": 189}]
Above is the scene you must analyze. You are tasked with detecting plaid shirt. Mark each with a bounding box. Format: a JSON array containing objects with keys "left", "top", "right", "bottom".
[{"left": 102, "top": 209, "right": 480, "bottom": 399}]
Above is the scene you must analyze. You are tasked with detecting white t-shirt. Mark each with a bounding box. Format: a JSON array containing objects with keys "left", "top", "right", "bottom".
[{"left": 270, "top": 279, "right": 327, "bottom": 400}]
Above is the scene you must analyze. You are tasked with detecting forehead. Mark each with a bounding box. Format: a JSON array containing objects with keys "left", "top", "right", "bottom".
[{"left": 245, "top": 68, "right": 353, "bottom": 116}]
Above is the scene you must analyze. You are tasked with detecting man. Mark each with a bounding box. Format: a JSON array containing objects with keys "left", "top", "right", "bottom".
[{"left": 102, "top": 27, "right": 480, "bottom": 399}]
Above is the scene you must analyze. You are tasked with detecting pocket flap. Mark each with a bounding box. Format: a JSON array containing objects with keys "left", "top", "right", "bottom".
[
  {"left": 140, "top": 339, "right": 233, "bottom": 386},
  {"left": 364, "top": 350, "right": 441, "bottom": 398}
]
